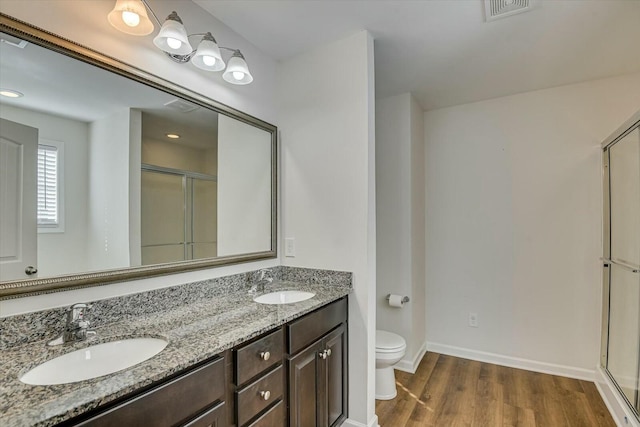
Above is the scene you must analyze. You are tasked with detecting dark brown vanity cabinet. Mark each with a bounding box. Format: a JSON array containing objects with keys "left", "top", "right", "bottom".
[
  {"left": 72, "top": 355, "right": 228, "bottom": 427},
  {"left": 287, "top": 298, "right": 348, "bottom": 427}
]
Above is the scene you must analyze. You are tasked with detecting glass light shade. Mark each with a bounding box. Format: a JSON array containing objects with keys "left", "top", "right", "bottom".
[
  {"left": 222, "top": 52, "right": 253, "bottom": 85},
  {"left": 107, "top": 0, "right": 154, "bottom": 36},
  {"left": 192, "top": 33, "right": 225, "bottom": 72},
  {"left": 153, "top": 12, "right": 193, "bottom": 55}
]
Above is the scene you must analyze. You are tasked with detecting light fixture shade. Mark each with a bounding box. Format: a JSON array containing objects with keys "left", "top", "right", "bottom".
[
  {"left": 153, "top": 12, "right": 193, "bottom": 55},
  {"left": 192, "top": 33, "right": 225, "bottom": 72},
  {"left": 107, "top": 0, "right": 154, "bottom": 36},
  {"left": 222, "top": 51, "right": 253, "bottom": 85}
]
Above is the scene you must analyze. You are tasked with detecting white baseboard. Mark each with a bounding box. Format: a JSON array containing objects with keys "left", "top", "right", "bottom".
[
  {"left": 395, "top": 341, "right": 427, "bottom": 374},
  {"left": 594, "top": 366, "right": 639, "bottom": 427},
  {"left": 426, "top": 342, "right": 595, "bottom": 381},
  {"left": 342, "top": 414, "right": 379, "bottom": 427}
]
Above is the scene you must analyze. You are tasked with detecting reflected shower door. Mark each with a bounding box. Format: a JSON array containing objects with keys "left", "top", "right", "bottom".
[
  {"left": 141, "top": 170, "right": 186, "bottom": 265},
  {"left": 604, "top": 125, "right": 640, "bottom": 414},
  {"left": 191, "top": 178, "right": 217, "bottom": 259}
]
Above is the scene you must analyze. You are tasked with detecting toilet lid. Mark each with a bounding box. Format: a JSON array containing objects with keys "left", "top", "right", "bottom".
[{"left": 376, "top": 330, "right": 406, "bottom": 352}]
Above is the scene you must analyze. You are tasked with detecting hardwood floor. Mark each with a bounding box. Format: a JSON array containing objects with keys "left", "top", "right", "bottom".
[{"left": 375, "top": 352, "right": 616, "bottom": 427}]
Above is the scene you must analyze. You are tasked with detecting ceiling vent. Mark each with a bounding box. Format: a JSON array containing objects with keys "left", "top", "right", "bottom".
[
  {"left": 164, "top": 98, "right": 200, "bottom": 113},
  {"left": 484, "top": 0, "right": 532, "bottom": 22}
]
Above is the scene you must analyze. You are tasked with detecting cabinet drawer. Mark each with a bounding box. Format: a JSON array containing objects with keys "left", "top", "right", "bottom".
[
  {"left": 236, "top": 365, "right": 283, "bottom": 426},
  {"left": 235, "top": 328, "right": 283, "bottom": 386},
  {"left": 76, "top": 357, "right": 225, "bottom": 427},
  {"left": 182, "top": 401, "right": 227, "bottom": 427},
  {"left": 287, "top": 298, "right": 347, "bottom": 355},
  {"left": 247, "top": 400, "right": 284, "bottom": 427}
]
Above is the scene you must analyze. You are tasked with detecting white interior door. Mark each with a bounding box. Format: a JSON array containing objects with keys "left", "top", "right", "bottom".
[{"left": 0, "top": 118, "right": 38, "bottom": 280}]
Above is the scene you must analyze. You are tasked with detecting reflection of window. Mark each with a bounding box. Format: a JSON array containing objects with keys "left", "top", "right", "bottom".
[{"left": 37, "top": 140, "right": 64, "bottom": 232}]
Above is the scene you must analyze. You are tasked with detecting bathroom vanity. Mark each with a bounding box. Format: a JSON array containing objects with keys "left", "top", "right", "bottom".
[
  {"left": 69, "top": 298, "right": 347, "bottom": 427},
  {"left": 0, "top": 271, "right": 351, "bottom": 427}
]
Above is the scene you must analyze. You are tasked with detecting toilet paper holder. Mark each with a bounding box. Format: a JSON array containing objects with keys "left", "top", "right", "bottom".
[{"left": 386, "top": 294, "right": 410, "bottom": 303}]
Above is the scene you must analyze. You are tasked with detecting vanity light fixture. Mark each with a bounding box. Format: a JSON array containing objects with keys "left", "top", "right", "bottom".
[
  {"left": 107, "top": 0, "right": 253, "bottom": 85},
  {"left": 0, "top": 89, "right": 24, "bottom": 98}
]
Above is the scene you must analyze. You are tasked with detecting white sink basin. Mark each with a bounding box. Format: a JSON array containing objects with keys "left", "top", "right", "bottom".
[
  {"left": 254, "top": 290, "right": 315, "bottom": 305},
  {"left": 20, "top": 337, "right": 168, "bottom": 385}
]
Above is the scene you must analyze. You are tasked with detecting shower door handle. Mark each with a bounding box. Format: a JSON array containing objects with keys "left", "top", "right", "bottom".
[{"left": 602, "top": 258, "right": 639, "bottom": 273}]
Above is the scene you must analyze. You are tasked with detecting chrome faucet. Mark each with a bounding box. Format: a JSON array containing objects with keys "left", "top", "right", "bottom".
[
  {"left": 48, "top": 303, "right": 96, "bottom": 346},
  {"left": 252, "top": 268, "right": 274, "bottom": 293}
]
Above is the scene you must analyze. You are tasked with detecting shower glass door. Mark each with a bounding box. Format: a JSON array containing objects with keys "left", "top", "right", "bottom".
[
  {"left": 190, "top": 177, "right": 217, "bottom": 260},
  {"left": 141, "top": 167, "right": 218, "bottom": 265},
  {"left": 603, "top": 122, "right": 640, "bottom": 417},
  {"left": 141, "top": 169, "right": 186, "bottom": 265}
]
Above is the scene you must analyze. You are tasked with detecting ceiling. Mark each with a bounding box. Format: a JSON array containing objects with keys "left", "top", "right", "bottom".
[
  {"left": 0, "top": 32, "right": 217, "bottom": 149},
  {"left": 194, "top": 0, "right": 640, "bottom": 110}
]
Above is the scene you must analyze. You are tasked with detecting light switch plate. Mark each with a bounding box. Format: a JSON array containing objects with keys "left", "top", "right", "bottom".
[{"left": 285, "top": 238, "right": 296, "bottom": 257}]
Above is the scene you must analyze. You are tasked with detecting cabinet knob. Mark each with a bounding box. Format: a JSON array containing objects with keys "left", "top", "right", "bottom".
[
  {"left": 319, "top": 350, "right": 328, "bottom": 359},
  {"left": 259, "top": 390, "right": 271, "bottom": 400},
  {"left": 326, "top": 348, "right": 332, "bottom": 357},
  {"left": 260, "top": 351, "right": 271, "bottom": 361}
]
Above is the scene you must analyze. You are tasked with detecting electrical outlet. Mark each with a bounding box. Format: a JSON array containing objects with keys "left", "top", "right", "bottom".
[
  {"left": 285, "top": 238, "right": 296, "bottom": 257},
  {"left": 468, "top": 312, "right": 478, "bottom": 328}
]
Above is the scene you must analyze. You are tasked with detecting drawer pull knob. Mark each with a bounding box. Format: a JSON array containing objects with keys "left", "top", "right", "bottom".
[
  {"left": 319, "top": 350, "right": 328, "bottom": 359},
  {"left": 260, "top": 351, "right": 271, "bottom": 361},
  {"left": 260, "top": 390, "right": 271, "bottom": 400},
  {"left": 326, "top": 348, "right": 332, "bottom": 357}
]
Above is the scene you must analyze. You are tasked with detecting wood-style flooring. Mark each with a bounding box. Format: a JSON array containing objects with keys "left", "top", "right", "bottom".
[{"left": 375, "top": 352, "right": 616, "bottom": 427}]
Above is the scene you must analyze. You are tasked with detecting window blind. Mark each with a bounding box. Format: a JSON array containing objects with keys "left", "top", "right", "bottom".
[{"left": 37, "top": 144, "right": 58, "bottom": 225}]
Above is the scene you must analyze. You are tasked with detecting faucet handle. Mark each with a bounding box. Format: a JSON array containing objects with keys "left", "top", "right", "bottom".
[{"left": 66, "top": 303, "right": 92, "bottom": 323}]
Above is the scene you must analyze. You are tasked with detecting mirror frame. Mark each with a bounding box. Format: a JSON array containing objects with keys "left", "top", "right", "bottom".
[{"left": 0, "top": 14, "right": 278, "bottom": 299}]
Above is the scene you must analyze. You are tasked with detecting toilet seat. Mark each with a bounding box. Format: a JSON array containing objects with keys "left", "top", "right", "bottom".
[{"left": 376, "top": 330, "right": 406, "bottom": 353}]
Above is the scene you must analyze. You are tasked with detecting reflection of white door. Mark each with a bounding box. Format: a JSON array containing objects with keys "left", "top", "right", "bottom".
[{"left": 0, "top": 118, "right": 38, "bottom": 280}]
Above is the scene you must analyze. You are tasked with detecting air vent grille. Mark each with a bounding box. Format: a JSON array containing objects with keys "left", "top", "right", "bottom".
[
  {"left": 164, "top": 99, "right": 200, "bottom": 113},
  {"left": 484, "top": 0, "right": 532, "bottom": 22}
]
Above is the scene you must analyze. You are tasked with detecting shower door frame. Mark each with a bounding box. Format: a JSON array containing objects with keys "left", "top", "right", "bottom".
[{"left": 600, "top": 110, "right": 640, "bottom": 420}]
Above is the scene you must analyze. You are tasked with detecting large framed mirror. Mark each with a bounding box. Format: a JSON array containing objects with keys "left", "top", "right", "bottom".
[{"left": 0, "top": 14, "right": 277, "bottom": 298}]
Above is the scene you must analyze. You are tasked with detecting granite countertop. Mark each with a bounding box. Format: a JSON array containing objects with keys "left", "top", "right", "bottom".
[{"left": 0, "top": 280, "right": 351, "bottom": 427}]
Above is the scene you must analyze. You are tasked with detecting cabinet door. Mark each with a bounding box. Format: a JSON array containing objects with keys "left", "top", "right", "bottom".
[
  {"left": 323, "top": 325, "right": 346, "bottom": 427},
  {"left": 288, "top": 343, "right": 320, "bottom": 427}
]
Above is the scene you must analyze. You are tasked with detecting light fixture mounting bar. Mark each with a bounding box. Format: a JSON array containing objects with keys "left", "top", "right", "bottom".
[{"left": 140, "top": 0, "right": 162, "bottom": 26}]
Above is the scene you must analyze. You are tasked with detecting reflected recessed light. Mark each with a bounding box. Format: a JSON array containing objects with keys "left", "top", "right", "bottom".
[
  {"left": 0, "top": 89, "right": 23, "bottom": 98},
  {"left": 166, "top": 133, "right": 180, "bottom": 139}
]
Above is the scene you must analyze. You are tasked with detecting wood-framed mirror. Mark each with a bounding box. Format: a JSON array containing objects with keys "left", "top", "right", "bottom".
[{"left": 0, "top": 14, "right": 277, "bottom": 299}]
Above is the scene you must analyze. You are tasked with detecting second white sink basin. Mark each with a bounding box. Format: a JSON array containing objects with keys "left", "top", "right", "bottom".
[
  {"left": 254, "top": 290, "right": 315, "bottom": 305},
  {"left": 20, "top": 337, "right": 168, "bottom": 385}
]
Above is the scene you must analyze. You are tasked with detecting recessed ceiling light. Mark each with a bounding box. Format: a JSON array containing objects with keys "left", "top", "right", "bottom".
[
  {"left": 0, "top": 89, "right": 24, "bottom": 98},
  {"left": 166, "top": 133, "right": 180, "bottom": 139}
]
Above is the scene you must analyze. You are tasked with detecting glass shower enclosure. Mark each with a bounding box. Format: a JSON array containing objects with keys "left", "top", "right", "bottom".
[
  {"left": 141, "top": 166, "right": 217, "bottom": 265},
  {"left": 601, "top": 113, "right": 640, "bottom": 420}
]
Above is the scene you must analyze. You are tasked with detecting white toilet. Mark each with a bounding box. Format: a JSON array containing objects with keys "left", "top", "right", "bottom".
[{"left": 375, "top": 330, "right": 407, "bottom": 400}]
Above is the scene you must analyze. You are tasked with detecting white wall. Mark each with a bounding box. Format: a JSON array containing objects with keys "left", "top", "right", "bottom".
[
  {"left": 217, "top": 115, "right": 272, "bottom": 256},
  {"left": 0, "top": 0, "right": 280, "bottom": 316},
  {"left": 86, "top": 109, "right": 135, "bottom": 270},
  {"left": 0, "top": 105, "right": 90, "bottom": 276},
  {"left": 376, "top": 93, "right": 426, "bottom": 371},
  {"left": 425, "top": 72, "right": 640, "bottom": 374},
  {"left": 278, "top": 31, "right": 377, "bottom": 427},
  {"left": 410, "top": 94, "right": 426, "bottom": 369}
]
